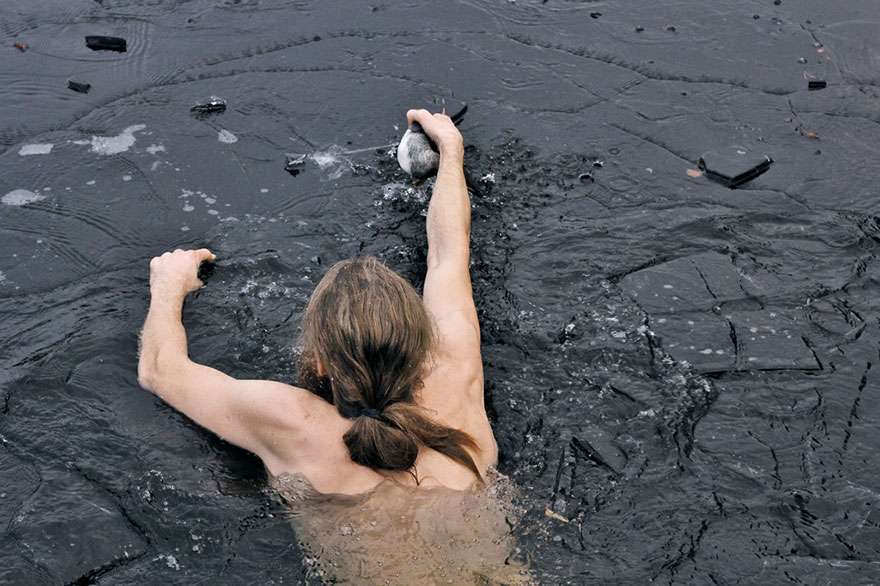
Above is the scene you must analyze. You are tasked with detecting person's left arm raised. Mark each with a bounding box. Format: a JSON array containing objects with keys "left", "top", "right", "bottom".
[{"left": 137, "top": 248, "right": 304, "bottom": 473}]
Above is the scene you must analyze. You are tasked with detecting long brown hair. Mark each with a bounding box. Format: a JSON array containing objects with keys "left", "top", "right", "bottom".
[{"left": 298, "top": 256, "right": 482, "bottom": 481}]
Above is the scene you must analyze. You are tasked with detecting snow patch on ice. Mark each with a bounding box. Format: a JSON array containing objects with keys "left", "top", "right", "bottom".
[
  {"left": 218, "top": 129, "right": 238, "bottom": 144},
  {"left": 2, "top": 189, "right": 46, "bottom": 206},
  {"left": 19, "top": 143, "right": 53, "bottom": 156},
  {"left": 80, "top": 124, "right": 147, "bottom": 155}
]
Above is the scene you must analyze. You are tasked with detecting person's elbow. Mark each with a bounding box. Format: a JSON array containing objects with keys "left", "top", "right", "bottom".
[
  {"left": 137, "top": 353, "right": 158, "bottom": 392},
  {"left": 137, "top": 348, "right": 176, "bottom": 393}
]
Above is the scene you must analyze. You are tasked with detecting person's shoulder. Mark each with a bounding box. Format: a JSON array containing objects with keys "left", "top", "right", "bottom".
[
  {"left": 245, "top": 381, "right": 349, "bottom": 472},
  {"left": 231, "top": 380, "right": 339, "bottom": 452},
  {"left": 422, "top": 354, "right": 484, "bottom": 412},
  {"left": 258, "top": 390, "right": 382, "bottom": 493},
  {"left": 246, "top": 380, "right": 334, "bottom": 425}
]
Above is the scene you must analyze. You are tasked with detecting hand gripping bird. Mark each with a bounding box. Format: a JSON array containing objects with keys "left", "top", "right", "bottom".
[{"left": 396, "top": 104, "right": 481, "bottom": 195}]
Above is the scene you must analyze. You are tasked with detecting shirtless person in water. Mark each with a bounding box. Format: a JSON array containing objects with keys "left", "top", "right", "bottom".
[{"left": 138, "top": 109, "right": 496, "bottom": 496}]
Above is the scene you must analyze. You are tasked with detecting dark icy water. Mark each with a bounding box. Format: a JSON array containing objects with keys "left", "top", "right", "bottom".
[{"left": 3, "top": 0, "right": 880, "bottom": 583}]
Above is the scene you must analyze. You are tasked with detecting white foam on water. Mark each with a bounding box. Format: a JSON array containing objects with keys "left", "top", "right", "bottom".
[
  {"left": 310, "top": 148, "right": 343, "bottom": 168},
  {"left": 287, "top": 143, "right": 392, "bottom": 180},
  {"left": 310, "top": 153, "right": 337, "bottom": 167},
  {"left": 381, "top": 181, "right": 428, "bottom": 204},
  {"left": 156, "top": 554, "right": 180, "bottom": 571},
  {"left": 218, "top": 129, "right": 238, "bottom": 144},
  {"left": 312, "top": 149, "right": 349, "bottom": 179},
  {"left": 382, "top": 182, "right": 407, "bottom": 199},
  {"left": 18, "top": 143, "right": 53, "bottom": 156},
  {"left": 0, "top": 270, "right": 6, "bottom": 284},
  {"left": 2, "top": 189, "right": 46, "bottom": 206},
  {"left": 146, "top": 144, "right": 166, "bottom": 155},
  {"left": 83, "top": 124, "right": 147, "bottom": 155}
]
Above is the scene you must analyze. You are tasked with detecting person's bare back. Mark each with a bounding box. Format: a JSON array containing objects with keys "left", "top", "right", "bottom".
[{"left": 137, "top": 109, "right": 527, "bottom": 583}]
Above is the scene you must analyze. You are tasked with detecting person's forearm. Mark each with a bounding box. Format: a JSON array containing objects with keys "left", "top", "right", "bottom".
[
  {"left": 426, "top": 148, "right": 470, "bottom": 269},
  {"left": 138, "top": 291, "right": 189, "bottom": 391}
]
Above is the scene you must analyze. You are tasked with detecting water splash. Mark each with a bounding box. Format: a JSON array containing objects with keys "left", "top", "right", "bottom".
[{"left": 286, "top": 142, "right": 395, "bottom": 180}]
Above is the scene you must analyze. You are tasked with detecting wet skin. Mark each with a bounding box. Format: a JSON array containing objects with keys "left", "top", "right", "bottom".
[{"left": 138, "top": 110, "right": 497, "bottom": 495}]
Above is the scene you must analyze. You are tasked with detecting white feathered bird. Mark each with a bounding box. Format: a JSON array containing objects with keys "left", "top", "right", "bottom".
[{"left": 396, "top": 104, "right": 468, "bottom": 181}]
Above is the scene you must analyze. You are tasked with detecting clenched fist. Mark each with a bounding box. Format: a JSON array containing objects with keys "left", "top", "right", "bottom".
[
  {"left": 406, "top": 109, "right": 464, "bottom": 160},
  {"left": 149, "top": 248, "right": 216, "bottom": 299}
]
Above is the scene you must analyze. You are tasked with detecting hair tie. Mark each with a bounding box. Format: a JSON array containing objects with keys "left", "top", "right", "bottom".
[{"left": 358, "top": 407, "right": 384, "bottom": 421}]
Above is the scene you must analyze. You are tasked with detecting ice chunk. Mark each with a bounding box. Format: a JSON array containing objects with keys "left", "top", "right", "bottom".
[{"left": 18, "top": 143, "right": 53, "bottom": 156}]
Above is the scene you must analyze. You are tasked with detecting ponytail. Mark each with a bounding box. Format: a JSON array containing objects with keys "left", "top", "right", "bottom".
[
  {"left": 299, "top": 256, "right": 484, "bottom": 484},
  {"left": 343, "top": 402, "right": 483, "bottom": 482}
]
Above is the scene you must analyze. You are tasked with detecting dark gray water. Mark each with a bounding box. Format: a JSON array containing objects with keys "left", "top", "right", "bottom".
[{"left": 2, "top": 0, "right": 880, "bottom": 583}]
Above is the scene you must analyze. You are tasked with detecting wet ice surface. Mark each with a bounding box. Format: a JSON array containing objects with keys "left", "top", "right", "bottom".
[{"left": 1, "top": 0, "right": 880, "bottom": 584}]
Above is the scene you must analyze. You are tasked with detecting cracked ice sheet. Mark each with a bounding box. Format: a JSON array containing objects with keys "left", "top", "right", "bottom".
[
  {"left": 652, "top": 312, "right": 735, "bottom": 373},
  {"left": 622, "top": 253, "right": 817, "bottom": 372},
  {"left": 652, "top": 310, "right": 818, "bottom": 373},
  {"left": 730, "top": 310, "right": 820, "bottom": 371},
  {"left": 620, "top": 252, "right": 749, "bottom": 313},
  {"left": 9, "top": 470, "right": 147, "bottom": 583}
]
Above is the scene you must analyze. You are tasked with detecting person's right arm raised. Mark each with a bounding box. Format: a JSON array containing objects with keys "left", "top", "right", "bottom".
[{"left": 408, "top": 109, "right": 496, "bottom": 466}]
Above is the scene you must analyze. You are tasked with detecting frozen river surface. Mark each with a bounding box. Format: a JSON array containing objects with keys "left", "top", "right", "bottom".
[{"left": 2, "top": 0, "right": 880, "bottom": 583}]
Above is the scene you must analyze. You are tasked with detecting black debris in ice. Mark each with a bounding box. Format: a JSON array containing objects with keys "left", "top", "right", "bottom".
[
  {"left": 85, "top": 36, "right": 127, "bottom": 52},
  {"left": 698, "top": 146, "right": 773, "bottom": 188}
]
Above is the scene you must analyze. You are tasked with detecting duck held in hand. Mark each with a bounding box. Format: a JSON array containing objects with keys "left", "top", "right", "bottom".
[{"left": 397, "top": 104, "right": 468, "bottom": 180}]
